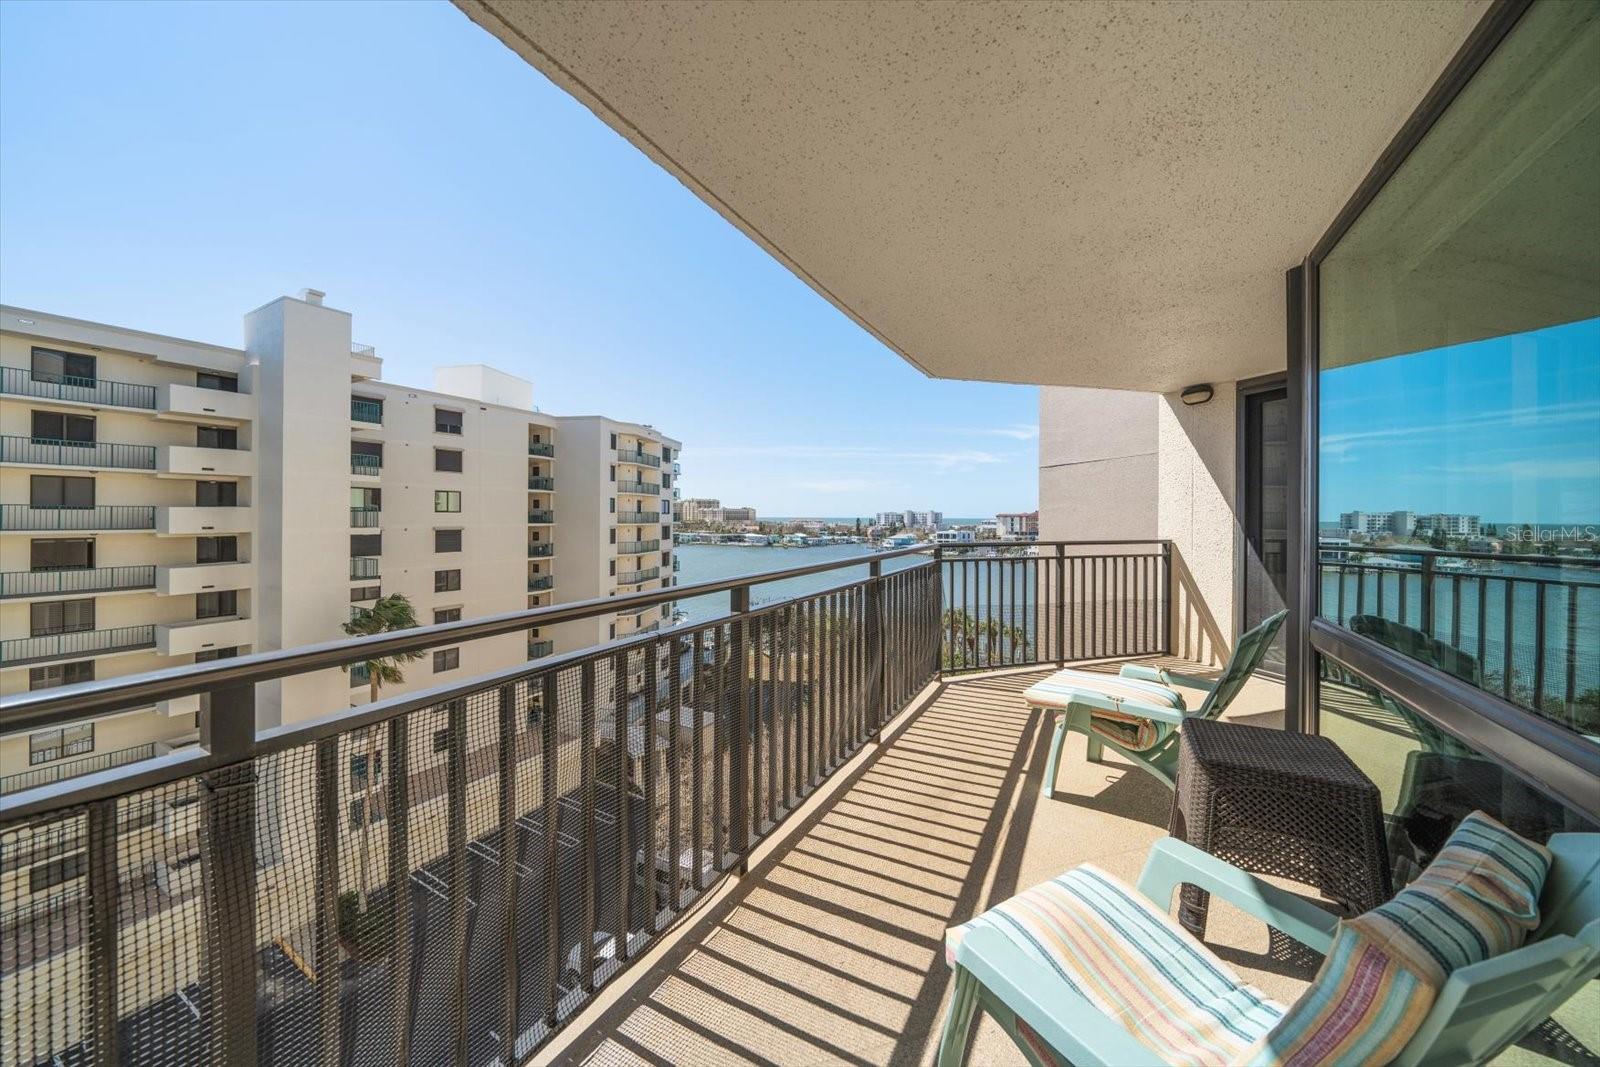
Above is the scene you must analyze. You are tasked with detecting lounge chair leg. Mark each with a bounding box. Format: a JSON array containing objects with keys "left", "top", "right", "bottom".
[
  {"left": 937, "top": 965, "right": 981, "bottom": 1067},
  {"left": 1043, "top": 710, "right": 1067, "bottom": 800},
  {"left": 1085, "top": 735, "right": 1103, "bottom": 764}
]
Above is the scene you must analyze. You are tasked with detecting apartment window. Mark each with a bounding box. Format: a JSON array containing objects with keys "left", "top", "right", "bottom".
[
  {"left": 194, "top": 647, "right": 239, "bottom": 662},
  {"left": 31, "top": 347, "right": 96, "bottom": 385},
  {"left": 350, "top": 486, "right": 382, "bottom": 509},
  {"left": 29, "top": 852, "right": 86, "bottom": 893},
  {"left": 609, "top": 560, "right": 616, "bottom": 576},
  {"left": 662, "top": 552, "right": 671, "bottom": 567},
  {"left": 434, "top": 529, "right": 462, "bottom": 553},
  {"left": 610, "top": 433, "right": 618, "bottom": 449},
  {"left": 350, "top": 534, "right": 382, "bottom": 557},
  {"left": 351, "top": 585, "right": 381, "bottom": 602},
  {"left": 608, "top": 497, "right": 615, "bottom": 514},
  {"left": 434, "top": 490, "right": 461, "bottom": 513},
  {"left": 196, "top": 590, "right": 237, "bottom": 619},
  {"left": 609, "top": 465, "right": 616, "bottom": 482},
  {"left": 662, "top": 446, "right": 672, "bottom": 462},
  {"left": 350, "top": 752, "right": 383, "bottom": 789},
  {"left": 351, "top": 440, "right": 383, "bottom": 469},
  {"left": 196, "top": 536, "right": 238, "bottom": 564},
  {"left": 29, "top": 661, "right": 93, "bottom": 691},
  {"left": 608, "top": 623, "right": 616, "bottom": 640},
  {"left": 30, "top": 475, "right": 94, "bottom": 508},
  {"left": 434, "top": 569, "right": 461, "bottom": 593},
  {"left": 435, "top": 408, "right": 463, "bottom": 435},
  {"left": 28, "top": 724, "right": 93, "bottom": 766},
  {"left": 347, "top": 798, "right": 386, "bottom": 830},
  {"left": 196, "top": 425, "right": 238, "bottom": 450},
  {"left": 433, "top": 648, "right": 460, "bottom": 673},
  {"left": 432, "top": 729, "right": 450, "bottom": 753},
  {"left": 31, "top": 600, "right": 93, "bottom": 637},
  {"left": 196, "top": 371, "right": 238, "bottom": 392},
  {"left": 662, "top": 475, "right": 672, "bottom": 489},
  {"left": 31, "top": 410, "right": 95, "bottom": 445},
  {"left": 434, "top": 448, "right": 463, "bottom": 473},
  {"left": 609, "top": 528, "right": 616, "bottom": 545},
  {"left": 196, "top": 481, "right": 238, "bottom": 507},
  {"left": 31, "top": 539, "right": 93, "bottom": 570},
  {"left": 434, "top": 608, "right": 461, "bottom": 624}
]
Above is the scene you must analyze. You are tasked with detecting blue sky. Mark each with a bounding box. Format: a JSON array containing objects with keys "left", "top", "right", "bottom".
[
  {"left": 1320, "top": 317, "right": 1600, "bottom": 525},
  {"left": 0, "top": 0, "right": 1037, "bottom": 519}
]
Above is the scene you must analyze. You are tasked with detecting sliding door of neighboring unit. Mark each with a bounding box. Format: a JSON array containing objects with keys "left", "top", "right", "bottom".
[
  {"left": 1240, "top": 380, "right": 1289, "bottom": 674},
  {"left": 1304, "top": 0, "right": 1600, "bottom": 850}
]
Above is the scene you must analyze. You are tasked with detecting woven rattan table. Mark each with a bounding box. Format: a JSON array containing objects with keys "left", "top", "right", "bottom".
[{"left": 1169, "top": 718, "right": 1393, "bottom": 940}]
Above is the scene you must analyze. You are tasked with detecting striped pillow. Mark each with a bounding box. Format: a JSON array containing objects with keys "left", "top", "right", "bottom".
[{"left": 1249, "top": 810, "right": 1551, "bottom": 1066}]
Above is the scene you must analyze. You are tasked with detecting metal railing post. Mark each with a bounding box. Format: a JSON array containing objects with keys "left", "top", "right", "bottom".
[
  {"left": 1055, "top": 543, "right": 1067, "bottom": 666},
  {"left": 199, "top": 682, "right": 258, "bottom": 1067},
  {"left": 1161, "top": 541, "right": 1175, "bottom": 656},
  {"left": 869, "top": 560, "right": 886, "bottom": 742},
  {"left": 730, "top": 584, "right": 750, "bottom": 874},
  {"left": 385, "top": 715, "right": 412, "bottom": 1065},
  {"left": 313, "top": 738, "right": 341, "bottom": 1066},
  {"left": 87, "top": 798, "right": 120, "bottom": 1067},
  {"left": 447, "top": 697, "right": 469, "bottom": 1066},
  {"left": 497, "top": 682, "right": 521, "bottom": 1063},
  {"left": 1419, "top": 553, "right": 1436, "bottom": 636}
]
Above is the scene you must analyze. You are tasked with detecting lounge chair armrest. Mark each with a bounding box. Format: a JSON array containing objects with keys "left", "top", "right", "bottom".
[
  {"left": 1159, "top": 670, "right": 1219, "bottom": 693},
  {"left": 1118, "top": 663, "right": 1169, "bottom": 684},
  {"left": 1135, "top": 838, "right": 1339, "bottom": 955},
  {"left": 1071, "top": 690, "right": 1186, "bottom": 726},
  {"left": 954, "top": 927, "right": 1165, "bottom": 1067}
]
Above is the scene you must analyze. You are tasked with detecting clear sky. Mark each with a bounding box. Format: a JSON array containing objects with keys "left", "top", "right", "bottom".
[
  {"left": 1320, "top": 317, "right": 1600, "bottom": 525},
  {"left": 0, "top": 0, "right": 1038, "bottom": 519}
]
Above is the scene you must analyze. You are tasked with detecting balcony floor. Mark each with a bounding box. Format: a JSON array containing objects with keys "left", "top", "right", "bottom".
[{"left": 548, "top": 659, "right": 1301, "bottom": 1066}]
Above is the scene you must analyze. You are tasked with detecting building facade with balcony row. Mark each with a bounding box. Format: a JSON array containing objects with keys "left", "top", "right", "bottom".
[{"left": 0, "top": 291, "right": 680, "bottom": 791}]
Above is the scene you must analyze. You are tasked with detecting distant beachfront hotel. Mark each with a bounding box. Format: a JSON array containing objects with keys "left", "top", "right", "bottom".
[{"left": 1338, "top": 509, "right": 1480, "bottom": 538}]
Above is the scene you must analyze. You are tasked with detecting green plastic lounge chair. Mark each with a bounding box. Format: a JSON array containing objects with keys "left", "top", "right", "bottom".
[
  {"left": 1024, "top": 608, "right": 1287, "bottom": 796},
  {"left": 939, "top": 828, "right": 1600, "bottom": 1067}
]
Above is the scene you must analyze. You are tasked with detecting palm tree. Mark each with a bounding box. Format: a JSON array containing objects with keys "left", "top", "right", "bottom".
[
  {"left": 941, "top": 607, "right": 1028, "bottom": 669},
  {"left": 342, "top": 593, "right": 424, "bottom": 908}
]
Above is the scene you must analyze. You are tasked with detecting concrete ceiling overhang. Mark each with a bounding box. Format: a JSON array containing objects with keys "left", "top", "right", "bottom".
[{"left": 456, "top": 0, "right": 1488, "bottom": 392}]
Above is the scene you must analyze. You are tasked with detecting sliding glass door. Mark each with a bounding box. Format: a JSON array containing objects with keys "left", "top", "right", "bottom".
[{"left": 1240, "top": 380, "right": 1289, "bottom": 674}]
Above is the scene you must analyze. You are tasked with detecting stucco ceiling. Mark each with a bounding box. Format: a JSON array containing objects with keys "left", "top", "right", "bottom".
[{"left": 456, "top": 0, "right": 1488, "bottom": 392}]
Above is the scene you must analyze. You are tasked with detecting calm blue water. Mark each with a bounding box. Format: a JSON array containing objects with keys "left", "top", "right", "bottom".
[{"left": 672, "top": 544, "right": 931, "bottom": 624}]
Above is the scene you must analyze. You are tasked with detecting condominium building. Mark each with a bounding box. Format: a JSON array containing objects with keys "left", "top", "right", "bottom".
[
  {"left": 0, "top": 292, "right": 680, "bottom": 789},
  {"left": 876, "top": 509, "right": 941, "bottom": 530},
  {"left": 676, "top": 496, "right": 719, "bottom": 523},
  {"left": 995, "top": 511, "right": 1039, "bottom": 539}
]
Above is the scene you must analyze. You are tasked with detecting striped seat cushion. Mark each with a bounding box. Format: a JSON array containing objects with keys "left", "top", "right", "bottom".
[
  {"left": 1248, "top": 810, "right": 1552, "bottom": 1065},
  {"left": 946, "top": 864, "right": 1285, "bottom": 1066},
  {"left": 1023, "top": 668, "right": 1184, "bottom": 752}
]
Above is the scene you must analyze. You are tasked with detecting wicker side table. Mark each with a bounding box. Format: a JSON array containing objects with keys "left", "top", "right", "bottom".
[{"left": 1170, "top": 718, "right": 1393, "bottom": 940}]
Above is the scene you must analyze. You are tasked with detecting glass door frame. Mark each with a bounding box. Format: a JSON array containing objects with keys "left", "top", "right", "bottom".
[
  {"left": 1235, "top": 373, "right": 1289, "bottom": 678},
  {"left": 1286, "top": 0, "right": 1600, "bottom": 821}
]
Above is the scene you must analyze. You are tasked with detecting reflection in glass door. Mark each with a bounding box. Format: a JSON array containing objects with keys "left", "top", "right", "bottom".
[{"left": 1242, "top": 384, "right": 1288, "bottom": 672}]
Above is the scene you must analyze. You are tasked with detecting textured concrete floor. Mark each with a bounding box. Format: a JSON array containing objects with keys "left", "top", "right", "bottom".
[{"left": 549, "top": 663, "right": 1592, "bottom": 1066}]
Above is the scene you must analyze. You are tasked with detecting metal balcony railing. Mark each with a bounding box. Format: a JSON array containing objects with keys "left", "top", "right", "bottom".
[
  {"left": 0, "top": 623, "right": 157, "bottom": 666},
  {"left": 527, "top": 638, "right": 553, "bottom": 658},
  {"left": 527, "top": 509, "right": 555, "bottom": 524},
  {"left": 617, "top": 448, "right": 661, "bottom": 469},
  {"left": 616, "top": 510, "right": 658, "bottom": 524},
  {"left": 617, "top": 479, "right": 660, "bottom": 496},
  {"left": 2, "top": 435, "right": 157, "bottom": 470},
  {"left": 528, "top": 476, "right": 555, "bottom": 491},
  {"left": 0, "top": 742, "right": 159, "bottom": 795},
  {"left": 1, "top": 366, "right": 158, "bottom": 410},
  {"left": 350, "top": 397, "right": 383, "bottom": 424},
  {"left": 527, "top": 575, "right": 554, "bottom": 591},
  {"left": 0, "top": 541, "right": 1169, "bottom": 1067},
  {"left": 0, "top": 504, "right": 157, "bottom": 532},
  {"left": 528, "top": 441, "right": 555, "bottom": 458},
  {"left": 1, "top": 565, "right": 157, "bottom": 599},
  {"left": 350, "top": 508, "right": 381, "bottom": 528},
  {"left": 618, "top": 567, "right": 661, "bottom": 585},
  {"left": 350, "top": 557, "right": 380, "bottom": 580},
  {"left": 618, "top": 539, "right": 661, "bottom": 555},
  {"left": 351, "top": 454, "right": 382, "bottom": 477},
  {"left": 527, "top": 543, "right": 554, "bottom": 558}
]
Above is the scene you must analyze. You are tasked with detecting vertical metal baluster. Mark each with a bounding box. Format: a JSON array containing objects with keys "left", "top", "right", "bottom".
[
  {"left": 669, "top": 635, "right": 683, "bottom": 910},
  {"left": 1336, "top": 564, "right": 1347, "bottom": 626},
  {"left": 1504, "top": 581, "right": 1515, "bottom": 701},
  {"left": 712, "top": 624, "right": 726, "bottom": 870},
  {"left": 1452, "top": 576, "right": 1463, "bottom": 648},
  {"left": 1356, "top": 565, "right": 1367, "bottom": 618},
  {"left": 802, "top": 598, "right": 815, "bottom": 787},
  {"left": 615, "top": 652, "right": 633, "bottom": 962},
  {"left": 447, "top": 697, "right": 469, "bottom": 1064},
  {"left": 643, "top": 641, "right": 658, "bottom": 935},
  {"left": 730, "top": 589, "right": 750, "bottom": 873},
  {"left": 998, "top": 555, "right": 1007, "bottom": 665},
  {"left": 579, "top": 660, "right": 597, "bottom": 991},
  {"left": 1377, "top": 567, "right": 1387, "bottom": 619},
  {"left": 872, "top": 563, "right": 886, "bottom": 738},
  {"left": 387, "top": 714, "right": 413, "bottom": 1060},
  {"left": 87, "top": 799, "right": 120, "bottom": 1067},
  {"left": 691, "top": 630, "right": 705, "bottom": 892},
  {"left": 497, "top": 682, "right": 521, "bottom": 1059},
  {"left": 1068, "top": 555, "right": 1077, "bottom": 660},
  {"left": 1420, "top": 555, "right": 1436, "bottom": 635},
  {"left": 1476, "top": 579, "right": 1488, "bottom": 679},
  {"left": 752, "top": 614, "right": 765, "bottom": 835},
  {"left": 1533, "top": 583, "right": 1548, "bottom": 713},
  {"left": 541, "top": 673, "right": 560, "bottom": 1027},
  {"left": 1565, "top": 585, "right": 1579, "bottom": 717},
  {"left": 1399, "top": 568, "right": 1409, "bottom": 626},
  {"left": 314, "top": 738, "right": 342, "bottom": 1066},
  {"left": 766, "top": 611, "right": 779, "bottom": 825}
]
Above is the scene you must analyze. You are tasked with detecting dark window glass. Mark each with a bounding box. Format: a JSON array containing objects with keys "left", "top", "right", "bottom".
[
  {"left": 196, "top": 590, "right": 237, "bottom": 619},
  {"left": 433, "top": 648, "right": 459, "bottom": 672},
  {"left": 196, "top": 536, "right": 238, "bottom": 564},
  {"left": 434, "top": 529, "right": 462, "bottom": 552},
  {"left": 194, "top": 647, "right": 239, "bottom": 662},
  {"left": 347, "top": 797, "right": 387, "bottom": 829},
  {"left": 31, "top": 539, "right": 94, "bottom": 570},
  {"left": 31, "top": 347, "right": 96, "bottom": 384},
  {"left": 434, "top": 491, "right": 460, "bottom": 513},
  {"left": 29, "top": 852, "right": 86, "bottom": 893},
  {"left": 195, "top": 481, "right": 238, "bottom": 507},
  {"left": 610, "top": 433, "right": 617, "bottom": 449},
  {"left": 350, "top": 534, "right": 382, "bottom": 556},
  {"left": 196, "top": 425, "right": 238, "bottom": 449},
  {"left": 196, "top": 371, "right": 238, "bottom": 392},
  {"left": 1316, "top": 1, "right": 1600, "bottom": 741},
  {"left": 351, "top": 585, "right": 381, "bottom": 602},
  {"left": 31, "top": 600, "right": 94, "bottom": 636},
  {"left": 31, "top": 410, "right": 95, "bottom": 444},
  {"left": 351, "top": 441, "right": 383, "bottom": 459},
  {"left": 432, "top": 729, "right": 450, "bottom": 753},
  {"left": 609, "top": 560, "right": 616, "bottom": 576},
  {"left": 435, "top": 409, "right": 463, "bottom": 435},
  {"left": 662, "top": 446, "right": 672, "bottom": 462},
  {"left": 350, "top": 752, "right": 383, "bottom": 789},
  {"left": 350, "top": 487, "right": 382, "bottom": 509},
  {"left": 610, "top": 465, "right": 616, "bottom": 482},
  {"left": 609, "top": 528, "right": 616, "bottom": 544},
  {"left": 434, "top": 569, "right": 461, "bottom": 593},
  {"left": 30, "top": 476, "right": 94, "bottom": 508},
  {"left": 29, "top": 661, "right": 93, "bottom": 690},
  {"left": 434, "top": 608, "right": 461, "bottom": 624},
  {"left": 434, "top": 448, "right": 463, "bottom": 473},
  {"left": 608, "top": 498, "right": 615, "bottom": 514}
]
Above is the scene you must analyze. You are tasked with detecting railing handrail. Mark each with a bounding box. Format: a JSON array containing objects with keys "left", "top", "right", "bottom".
[
  {"left": 0, "top": 741, "right": 159, "bottom": 795},
  {"left": 1319, "top": 540, "right": 1600, "bottom": 569},
  {"left": 0, "top": 365, "right": 159, "bottom": 409}
]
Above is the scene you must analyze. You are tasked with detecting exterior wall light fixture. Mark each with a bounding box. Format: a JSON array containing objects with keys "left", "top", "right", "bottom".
[{"left": 1180, "top": 383, "right": 1214, "bottom": 406}]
